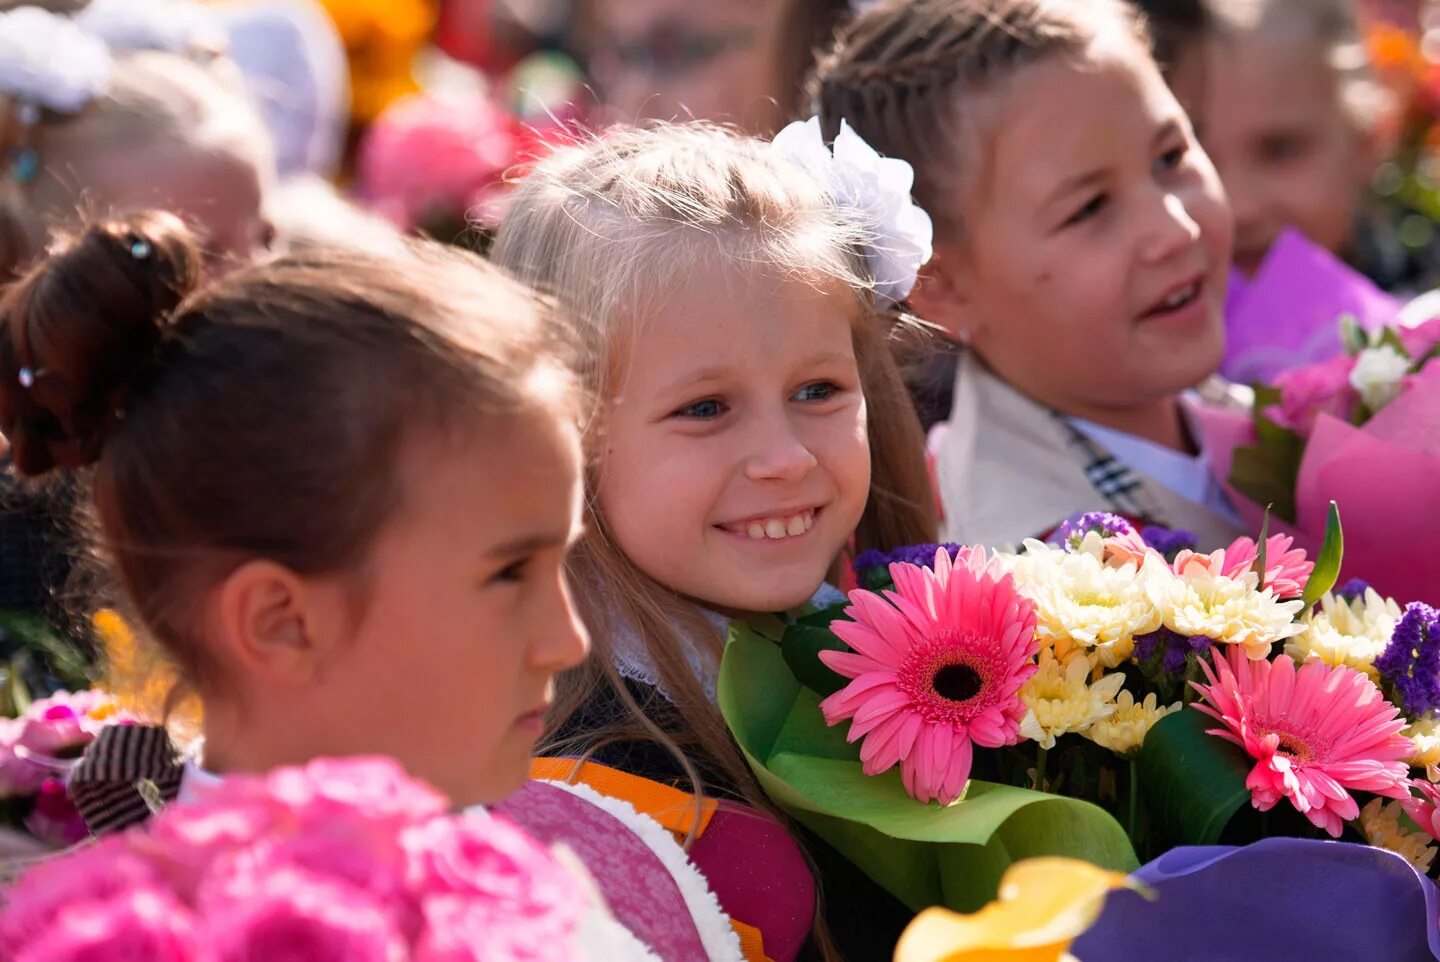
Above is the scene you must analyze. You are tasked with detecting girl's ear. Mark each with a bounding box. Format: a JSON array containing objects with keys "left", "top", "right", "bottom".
[
  {"left": 908, "top": 243, "right": 985, "bottom": 345},
  {"left": 211, "top": 560, "right": 345, "bottom": 687}
]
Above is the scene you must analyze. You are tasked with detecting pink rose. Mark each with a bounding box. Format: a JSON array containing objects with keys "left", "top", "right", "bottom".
[
  {"left": 403, "top": 813, "right": 578, "bottom": 911},
  {"left": 15, "top": 890, "right": 205, "bottom": 962},
  {"left": 1266, "top": 353, "right": 1357, "bottom": 436},
  {"left": 23, "top": 777, "right": 91, "bottom": 848},
  {"left": 144, "top": 797, "right": 280, "bottom": 897},
  {"left": 202, "top": 867, "right": 408, "bottom": 962},
  {"left": 258, "top": 757, "right": 447, "bottom": 829},
  {"left": 413, "top": 893, "right": 575, "bottom": 962},
  {"left": 0, "top": 839, "right": 166, "bottom": 946}
]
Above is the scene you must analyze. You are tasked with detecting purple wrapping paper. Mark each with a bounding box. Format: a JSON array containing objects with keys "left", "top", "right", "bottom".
[
  {"left": 1074, "top": 838, "right": 1440, "bottom": 961},
  {"left": 1223, "top": 229, "right": 1399, "bottom": 385}
]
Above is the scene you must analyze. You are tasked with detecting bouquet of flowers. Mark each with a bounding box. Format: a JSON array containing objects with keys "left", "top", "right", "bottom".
[
  {"left": 0, "top": 689, "right": 127, "bottom": 854},
  {"left": 1197, "top": 310, "right": 1440, "bottom": 606},
  {"left": 718, "top": 511, "right": 1440, "bottom": 918},
  {"left": 0, "top": 756, "right": 588, "bottom": 962}
]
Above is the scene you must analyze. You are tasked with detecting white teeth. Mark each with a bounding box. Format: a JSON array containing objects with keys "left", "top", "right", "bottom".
[
  {"left": 1162, "top": 283, "right": 1198, "bottom": 309},
  {"left": 729, "top": 510, "right": 816, "bottom": 541}
]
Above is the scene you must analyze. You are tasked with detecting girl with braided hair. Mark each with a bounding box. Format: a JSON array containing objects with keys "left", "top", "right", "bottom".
[{"left": 810, "top": 0, "right": 1248, "bottom": 549}]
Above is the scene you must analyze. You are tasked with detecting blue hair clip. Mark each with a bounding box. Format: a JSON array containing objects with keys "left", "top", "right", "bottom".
[
  {"left": 130, "top": 239, "right": 152, "bottom": 259},
  {"left": 8, "top": 147, "right": 37, "bottom": 185}
]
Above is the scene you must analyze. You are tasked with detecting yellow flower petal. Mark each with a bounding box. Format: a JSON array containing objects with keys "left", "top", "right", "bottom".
[{"left": 895, "top": 858, "right": 1130, "bottom": 962}]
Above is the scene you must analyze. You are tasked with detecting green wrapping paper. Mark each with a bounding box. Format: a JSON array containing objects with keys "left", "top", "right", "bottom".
[{"left": 718, "top": 621, "right": 1139, "bottom": 912}]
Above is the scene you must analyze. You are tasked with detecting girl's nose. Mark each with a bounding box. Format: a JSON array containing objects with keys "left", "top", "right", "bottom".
[
  {"left": 1141, "top": 191, "right": 1203, "bottom": 265},
  {"left": 744, "top": 414, "right": 819, "bottom": 483}
]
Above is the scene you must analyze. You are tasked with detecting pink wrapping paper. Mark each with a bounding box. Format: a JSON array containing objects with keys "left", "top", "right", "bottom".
[
  {"left": 1223, "top": 230, "right": 1400, "bottom": 385},
  {"left": 1191, "top": 369, "right": 1440, "bottom": 605}
]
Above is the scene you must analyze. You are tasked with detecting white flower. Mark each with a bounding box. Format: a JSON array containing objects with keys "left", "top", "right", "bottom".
[
  {"left": 0, "top": 7, "right": 112, "bottom": 113},
  {"left": 1144, "top": 558, "right": 1305, "bottom": 660},
  {"left": 1083, "top": 691, "right": 1181, "bottom": 757},
  {"left": 75, "top": 0, "right": 225, "bottom": 56},
  {"left": 1349, "top": 345, "right": 1411, "bottom": 412},
  {"left": 1018, "top": 650, "right": 1126, "bottom": 749},
  {"left": 1006, "top": 540, "right": 1159, "bottom": 668},
  {"left": 772, "top": 117, "right": 934, "bottom": 305},
  {"left": 1285, "top": 588, "right": 1403, "bottom": 681},
  {"left": 1406, "top": 714, "right": 1440, "bottom": 777}
]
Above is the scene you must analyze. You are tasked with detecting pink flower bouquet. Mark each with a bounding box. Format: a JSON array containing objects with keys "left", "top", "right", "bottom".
[
  {"left": 0, "top": 690, "right": 129, "bottom": 849},
  {"left": 0, "top": 757, "right": 584, "bottom": 962},
  {"left": 1196, "top": 312, "right": 1440, "bottom": 606}
]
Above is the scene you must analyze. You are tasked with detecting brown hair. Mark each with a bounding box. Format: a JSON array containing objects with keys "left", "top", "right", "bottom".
[
  {"left": 0, "top": 210, "right": 575, "bottom": 696},
  {"left": 1129, "top": 0, "right": 1211, "bottom": 76},
  {"left": 808, "top": 0, "right": 1150, "bottom": 242},
  {"left": 495, "top": 123, "right": 937, "bottom": 960}
]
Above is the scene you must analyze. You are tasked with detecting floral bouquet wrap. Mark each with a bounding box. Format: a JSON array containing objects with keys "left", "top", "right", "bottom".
[
  {"left": 718, "top": 512, "right": 1440, "bottom": 954},
  {"left": 0, "top": 757, "right": 588, "bottom": 962},
  {"left": 1197, "top": 297, "right": 1440, "bottom": 607}
]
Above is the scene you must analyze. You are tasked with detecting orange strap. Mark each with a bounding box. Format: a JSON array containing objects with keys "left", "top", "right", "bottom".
[
  {"left": 530, "top": 758, "right": 718, "bottom": 839},
  {"left": 730, "top": 920, "right": 774, "bottom": 962}
]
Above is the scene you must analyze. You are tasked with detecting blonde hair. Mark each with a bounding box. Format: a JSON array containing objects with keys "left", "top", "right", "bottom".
[
  {"left": 1, "top": 49, "right": 273, "bottom": 276},
  {"left": 808, "top": 0, "right": 1151, "bottom": 243},
  {"left": 1204, "top": 0, "right": 1393, "bottom": 127},
  {"left": 493, "top": 123, "right": 936, "bottom": 958}
]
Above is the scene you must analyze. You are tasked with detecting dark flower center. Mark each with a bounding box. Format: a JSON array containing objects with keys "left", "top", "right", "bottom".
[
  {"left": 932, "top": 664, "right": 983, "bottom": 703},
  {"left": 1274, "top": 733, "right": 1310, "bottom": 760}
]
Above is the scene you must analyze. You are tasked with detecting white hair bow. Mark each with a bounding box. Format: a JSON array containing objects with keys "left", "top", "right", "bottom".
[
  {"left": 0, "top": 7, "right": 112, "bottom": 114},
  {"left": 772, "top": 116, "right": 934, "bottom": 306}
]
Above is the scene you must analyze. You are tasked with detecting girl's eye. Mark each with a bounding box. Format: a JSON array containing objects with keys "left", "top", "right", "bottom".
[
  {"left": 488, "top": 558, "right": 529, "bottom": 586},
  {"left": 1157, "top": 143, "right": 1188, "bottom": 171},
  {"left": 671, "top": 397, "right": 727, "bottom": 419},
  {"left": 1062, "top": 193, "right": 1109, "bottom": 228},
  {"left": 792, "top": 382, "right": 838, "bottom": 402}
]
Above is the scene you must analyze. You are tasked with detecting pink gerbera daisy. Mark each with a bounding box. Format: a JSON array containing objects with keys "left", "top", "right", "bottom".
[
  {"left": 1192, "top": 648, "right": 1414, "bottom": 837},
  {"left": 818, "top": 547, "right": 1039, "bottom": 805},
  {"left": 1402, "top": 778, "right": 1440, "bottom": 842}
]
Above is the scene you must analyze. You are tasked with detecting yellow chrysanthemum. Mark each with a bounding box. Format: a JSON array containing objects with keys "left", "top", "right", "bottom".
[
  {"left": 1143, "top": 559, "right": 1305, "bottom": 660},
  {"left": 1405, "top": 714, "right": 1440, "bottom": 777},
  {"left": 1082, "top": 691, "right": 1181, "bottom": 757},
  {"left": 1018, "top": 650, "right": 1126, "bottom": 749},
  {"left": 895, "top": 857, "right": 1131, "bottom": 962},
  {"left": 1007, "top": 541, "right": 1159, "bottom": 669},
  {"left": 1285, "top": 589, "right": 1403, "bottom": 681},
  {"left": 1359, "top": 798, "right": 1436, "bottom": 873}
]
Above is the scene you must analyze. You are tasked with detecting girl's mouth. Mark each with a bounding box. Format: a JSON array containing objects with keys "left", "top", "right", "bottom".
[
  {"left": 717, "top": 507, "right": 819, "bottom": 541},
  {"left": 1138, "top": 276, "right": 1204, "bottom": 321}
]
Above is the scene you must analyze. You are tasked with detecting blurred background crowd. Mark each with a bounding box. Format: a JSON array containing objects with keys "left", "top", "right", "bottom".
[{"left": 2, "top": 0, "right": 1440, "bottom": 681}]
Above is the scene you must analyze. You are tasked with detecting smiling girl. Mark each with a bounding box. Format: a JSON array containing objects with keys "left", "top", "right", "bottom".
[
  {"left": 811, "top": 0, "right": 1247, "bottom": 548},
  {"left": 494, "top": 122, "right": 939, "bottom": 961}
]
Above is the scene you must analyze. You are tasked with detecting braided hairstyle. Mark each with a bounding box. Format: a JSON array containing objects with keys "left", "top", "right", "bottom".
[{"left": 808, "top": 0, "right": 1151, "bottom": 241}]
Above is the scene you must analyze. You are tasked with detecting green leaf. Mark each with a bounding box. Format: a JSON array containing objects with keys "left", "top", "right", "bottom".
[
  {"left": 1375, "top": 327, "right": 1412, "bottom": 359},
  {"left": 780, "top": 623, "right": 853, "bottom": 698},
  {"left": 719, "top": 624, "right": 1138, "bottom": 912},
  {"left": 1136, "top": 708, "right": 1252, "bottom": 848},
  {"left": 1252, "top": 507, "right": 1272, "bottom": 588},
  {"left": 1300, "top": 502, "right": 1345, "bottom": 607}
]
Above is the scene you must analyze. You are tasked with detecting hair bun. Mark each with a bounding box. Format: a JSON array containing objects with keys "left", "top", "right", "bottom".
[{"left": 0, "top": 210, "right": 203, "bottom": 475}]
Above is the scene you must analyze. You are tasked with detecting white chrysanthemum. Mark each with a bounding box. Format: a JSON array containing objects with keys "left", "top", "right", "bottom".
[
  {"left": 1007, "top": 541, "right": 1159, "bottom": 669},
  {"left": 1406, "top": 714, "right": 1440, "bottom": 776},
  {"left": 1360, "top": 798, "right": 1436, "bottom": 873},
  {"left": 1286, "top": 589, "right": 1404, "bottom": 680},
  {"left": 0, "top": 8, "right": 112, "bottom": 113},
  {"left": 1019, "top": 650, "right": 1126, "bottom": 749},
  {"left": 1083, "top": 691, "right": 1182, "bottom": 757},
  {"left": 1144, "top": 558, "right": 1305, "bottom": 660},
  {"left": 1350, "top": 345, "right": 1411, "bottom": 412}
]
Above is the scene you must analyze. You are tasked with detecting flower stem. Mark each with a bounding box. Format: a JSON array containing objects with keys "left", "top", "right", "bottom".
[
  {"left": 1127, "top": 757, "right": 1140, "bottom": 841},
  {"left": 1033, "top": 745, "right": 1049, "bottom": 791}
]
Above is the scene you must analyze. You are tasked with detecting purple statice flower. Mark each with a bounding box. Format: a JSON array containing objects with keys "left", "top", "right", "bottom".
[
  {"left": 1375, "top": 603, "right": 1440, "bottom": 716},
  {"left": 852, "top": 543, "right": 964, "bottom": 575},
  {"left": 1135, "top": 628, "right": 1213, "bottom": 675},
  {"left": 1335, "top": 578, "right": 1372, "bottom": 602},
  {"left": 1055, "top": 512, "right": 1137, "bottom": 551},
  {"left": 1141, "top": 525, "right": 1198, "bottom": 561}
]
